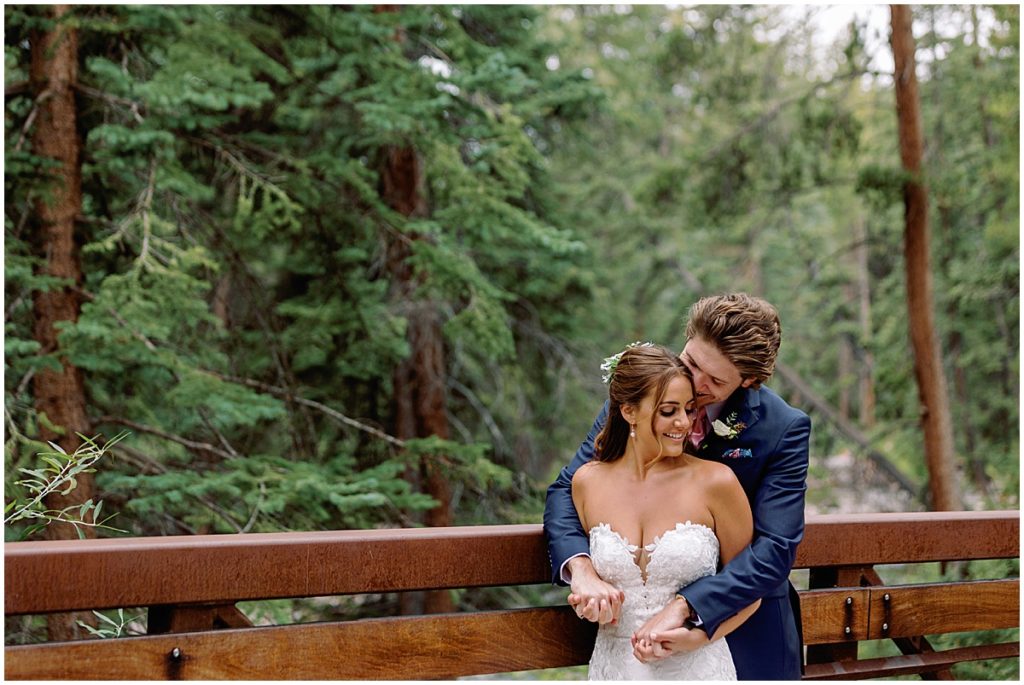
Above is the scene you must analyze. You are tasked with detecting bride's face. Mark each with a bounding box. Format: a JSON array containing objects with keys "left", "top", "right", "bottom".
[{"left": 632, "top": 375, "right": 695, "bottom": 460}]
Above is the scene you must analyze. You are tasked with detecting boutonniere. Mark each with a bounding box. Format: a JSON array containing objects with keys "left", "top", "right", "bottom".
[{"left": 711, "top": 412, "right": 746, "bottom": 440}]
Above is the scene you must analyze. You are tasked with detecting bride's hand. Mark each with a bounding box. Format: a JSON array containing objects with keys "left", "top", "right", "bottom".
[
  {"left": 566, "top": 557, "right": 624, "bottom": 624},
  {"left": 630, "top": 595, "right": 692, "bottom": 661}
]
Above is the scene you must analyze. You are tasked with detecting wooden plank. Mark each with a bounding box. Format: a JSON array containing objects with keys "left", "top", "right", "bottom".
[
  {"left": 5, "top": 525, "right": 551, "bottom": 615},
  {"left": 805, "top": 567, "right": 869, "bottom": 663},
  {"left": 859, "top": 566, "right": 953, "bottom": 679},
  {"left": 4, "top": 606, "right": 597, "bottom": 680},
  {"left": 800, "top": 588, "right": 871, "bottom": 645},
  {"left": 799, "top": 581, "right": 1020, "bottom": 646},
  {"left": 866, "top": 579, "right": 1019, "bottom": 639},
  {"left": 5, "top": 511, "right": 1018, "bottom": 615},
  {"left": 802, "top": 642, "right": 1020, "bottom": 680},
  {"left": 795, "top": 510, "right": 1019, "bottom": 568}
]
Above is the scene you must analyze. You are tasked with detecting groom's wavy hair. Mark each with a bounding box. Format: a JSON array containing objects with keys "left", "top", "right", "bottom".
[
  {"left": 595, "top": 344, "right": 693, "bottom": 464},
  {"left": 685, "top": 293, "right": 781, "bottom": 388}
]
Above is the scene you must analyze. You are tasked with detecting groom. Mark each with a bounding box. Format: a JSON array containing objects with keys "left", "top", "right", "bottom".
[{"left": 544, "top": 293, "right": 810, "bottom": 680}]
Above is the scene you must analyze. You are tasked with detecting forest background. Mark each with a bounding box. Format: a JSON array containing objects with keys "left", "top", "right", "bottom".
[{"left": 3, "top": 3, "right": 1019, "bottom": 677}]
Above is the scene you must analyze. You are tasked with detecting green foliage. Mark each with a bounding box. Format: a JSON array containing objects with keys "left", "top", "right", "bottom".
[
  {"left": 4, "top": 433, "right": 129, "bottom": 540},
  {"left": 538, "top": 4, "right": 1019, "bottom": 505},
  {"left": 99, "top": 454, "right": 437, "bottom": 533},
  {"left": 76, "top": 609, "right": 145, "bottom": 639},
  {"left": 6, "top": 4, "right": 598, "bottom": 544}
]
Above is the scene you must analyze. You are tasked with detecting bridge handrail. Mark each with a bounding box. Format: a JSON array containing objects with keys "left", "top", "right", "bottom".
[
  {"left": 4, "top": 510, "right": 1019, "bottom": 680},
  {"left": 5, "top": 510, "right": 1018, "bottom": 615}
]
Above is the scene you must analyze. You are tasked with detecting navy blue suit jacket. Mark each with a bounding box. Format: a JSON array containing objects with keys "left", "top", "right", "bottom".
[{"left": 543, "top": 385, "right": 810, "bottom": 680}]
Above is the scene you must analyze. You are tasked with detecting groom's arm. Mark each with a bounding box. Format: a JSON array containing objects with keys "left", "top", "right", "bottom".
[
  {"left": 680, "top": 412, "right": 811, "bottom": 636},
  {"left": 543, "top": 402, "right": 608, "bottom": 585}
]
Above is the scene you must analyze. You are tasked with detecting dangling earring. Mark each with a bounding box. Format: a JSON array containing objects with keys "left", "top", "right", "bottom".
[{"left": 629, "top": 423, "right": 636, "bottom": 439}]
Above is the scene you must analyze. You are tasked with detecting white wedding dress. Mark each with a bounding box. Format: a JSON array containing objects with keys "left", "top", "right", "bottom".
[{"left": 587, "top": 521, "right": 737, "bottom": 680}]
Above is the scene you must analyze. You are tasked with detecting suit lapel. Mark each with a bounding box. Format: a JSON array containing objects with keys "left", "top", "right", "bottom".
[{"left": 699, "top": 387, "right": 760, "bottom": 454}]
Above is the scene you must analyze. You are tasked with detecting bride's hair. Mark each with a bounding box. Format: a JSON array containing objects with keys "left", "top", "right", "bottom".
[{"left": 594, "top": 344, "right": 692, "bottom": 463}]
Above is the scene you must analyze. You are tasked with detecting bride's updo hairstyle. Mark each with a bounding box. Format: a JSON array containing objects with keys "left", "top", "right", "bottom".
[{"left": 594, "top": 343, "right": 691, "bottom": 463}]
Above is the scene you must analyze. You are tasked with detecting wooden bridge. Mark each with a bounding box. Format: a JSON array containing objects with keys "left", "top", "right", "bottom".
[{"left": 4, "top": 510, "right": 1019, "bottom": 680}]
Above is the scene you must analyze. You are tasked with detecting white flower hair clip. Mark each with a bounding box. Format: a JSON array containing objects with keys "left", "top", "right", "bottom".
[{"left": 600, "top": 341, "right": 654, "bottom": 384}]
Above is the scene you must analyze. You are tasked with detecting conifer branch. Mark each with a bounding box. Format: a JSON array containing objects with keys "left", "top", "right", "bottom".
[
  {"left": 5, "top": 293, "right": 27, "bottom": 322},
  {"left": 15, "top": 368, "right": 36, "bottom": 399},
  {"left": 111, "top": 443, "right": 245, "bottom": 533},
  {"left": 699, "top": 69, "right": 867, "bottom": 166},
  {"left": 137, "top": 160, "right": 157, "bottom": 270},
  {"left": 5, "top": 80, "right": 29, "bottom": 98},
  {"left": 5, "top": 406, "right": 28, "bottom": 447},
  {"left": 111, "top": 443, "right": 168, "bottom": 475},
  {"left": 73, "top": 287, "right": 159, "bottom": 352},
  {"left": 240, "top": 482, "right": 266, "bottom": 534},
  {"left": 14, "top": 87, "right": 50, "bottom": 152},
  {"left": 73, "top": 83, "right": 145, "bottom": 124},
  {"left": 74, "top": 286, "right": 384, "bottom": 456},
  {"left": 91, "top": 416, "right": 238, "bottom": 462},
  {"left": 211, "top": 373, "right": 406, "bottom": 448},
  {"left": 447, "top": 376, "right": 506, "bottom": 453},
  {"left": 198, "top": 408, "right": 244, "bottom": 460}
]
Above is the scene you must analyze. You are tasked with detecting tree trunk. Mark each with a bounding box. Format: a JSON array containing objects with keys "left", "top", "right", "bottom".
[
  {"left": 381, "top": 143, "right": 454, "bottom": 615},
  {"left": 370, "top": 4, "right": 453, "bottom": 614},
  {"left": 854, "top": 216, "right": 876, "bottom": 428},
  {"left": 29, "top": 4, "right": 95, "bottom": 640},
  {"left": 889, "top": 5, "right": 961, "bottom": 511},
  {"left": 837, "top": 315, "right": 853, "bottom": 422}
]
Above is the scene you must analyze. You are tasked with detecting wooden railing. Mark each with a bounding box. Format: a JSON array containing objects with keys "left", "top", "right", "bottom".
[{"left": 4, "top": 510, "right": 1019, "bottom": 680}]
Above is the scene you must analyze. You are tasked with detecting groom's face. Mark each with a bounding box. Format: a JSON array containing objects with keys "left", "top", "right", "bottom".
[{"left": 679, "top": 337, "right": 753, "bottom": 406}]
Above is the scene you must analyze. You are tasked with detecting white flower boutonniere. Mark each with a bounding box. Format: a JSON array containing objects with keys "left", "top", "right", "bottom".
[{"left": 712, "top": 412, "right": 746, "bottom": 440}]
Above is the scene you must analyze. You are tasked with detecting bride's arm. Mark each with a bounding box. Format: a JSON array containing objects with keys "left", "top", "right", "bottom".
[{"left": 566, "top": 464, "right": 624, "bottom": 625}]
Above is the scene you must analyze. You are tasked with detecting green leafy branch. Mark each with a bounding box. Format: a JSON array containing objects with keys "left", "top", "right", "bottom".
[
  {"left": 4, "top": 431, "right": 130, "bottom": 540},
  {"left": 77, "top": 608, "right": 145, "bottom": 639}
]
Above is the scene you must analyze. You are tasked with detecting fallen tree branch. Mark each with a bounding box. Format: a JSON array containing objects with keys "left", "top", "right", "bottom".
[{"left": 774, "top": 362, "right": 921, "bottom": 497}]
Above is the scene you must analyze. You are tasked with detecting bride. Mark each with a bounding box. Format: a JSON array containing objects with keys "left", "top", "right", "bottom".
[{"left": 569, "top": 343, "right": 760, "bottom": 680}]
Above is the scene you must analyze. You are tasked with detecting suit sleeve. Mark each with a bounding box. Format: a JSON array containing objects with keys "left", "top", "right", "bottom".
[
  {"left": 681, "top": 411, "right": 811, "bottom": 635},
  {"left": 543, "top": 402, "right": 608, "bottom": 585}
]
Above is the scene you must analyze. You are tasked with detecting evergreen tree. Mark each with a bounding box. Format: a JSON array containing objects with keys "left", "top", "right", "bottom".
[{"left": 5, "top": 5, "right": 599, "bottom": 544}]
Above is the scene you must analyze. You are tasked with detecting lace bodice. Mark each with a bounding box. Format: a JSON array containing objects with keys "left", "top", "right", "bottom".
[{"left": 587, "top": 522, "right": 736, "bottom": 680}]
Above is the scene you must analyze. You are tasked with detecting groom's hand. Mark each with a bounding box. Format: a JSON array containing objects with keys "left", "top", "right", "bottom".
[
  {"left": 643, "top": 624, "right": 710, "bottom": 659},
  {"left": 631, "top": 595, "right": 695, "bottom": 662},
  {"left": 566, "top": 556, "right": 624, "bottom": 625}
]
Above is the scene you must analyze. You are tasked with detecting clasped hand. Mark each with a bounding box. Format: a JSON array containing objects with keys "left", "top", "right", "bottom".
[
  {"left": 566, "top": 558, "right": 624, "bottom": 624},
  {"left": 631, "top": 596, "right": 709, "bottom": 663}
]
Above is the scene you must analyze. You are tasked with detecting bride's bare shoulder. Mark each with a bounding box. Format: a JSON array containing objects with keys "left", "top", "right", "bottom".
[{"left": 572, "top": 460, "right": 608, "bottom": 488}]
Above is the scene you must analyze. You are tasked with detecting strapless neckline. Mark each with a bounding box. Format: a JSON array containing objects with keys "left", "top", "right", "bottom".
[
  {"left": 589, "top": 520, "right": 715, "bottom": 552},
  {"left": 589, "top": 521, "right": 716, "bottom": 584}
]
